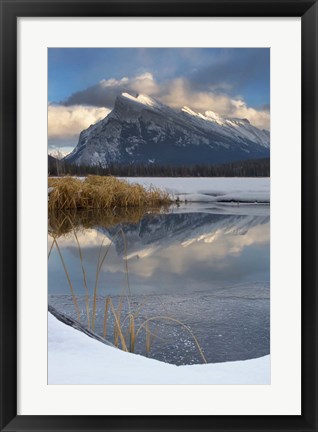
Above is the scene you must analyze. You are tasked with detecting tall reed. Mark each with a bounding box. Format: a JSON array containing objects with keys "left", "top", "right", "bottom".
[{"left": 48, "top": 209, "right": 208, "bottom": 364}]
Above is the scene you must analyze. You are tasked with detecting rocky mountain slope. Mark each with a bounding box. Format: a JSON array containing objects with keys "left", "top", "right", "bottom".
[{"left": 65, "top": 93, "right": 270, "bottom": 167}]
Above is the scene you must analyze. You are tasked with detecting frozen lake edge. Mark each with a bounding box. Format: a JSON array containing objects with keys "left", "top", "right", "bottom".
[{"left": 124, "top": 177, "right": 270, "bottom": 203}]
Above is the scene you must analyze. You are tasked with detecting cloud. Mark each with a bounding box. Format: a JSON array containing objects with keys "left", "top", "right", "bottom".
[
  {"left": 48, "top": 104, "right": 110, "bottom": 139},
  {"left": 48, "top": 104, "right": 111, "bottom": 154},
  {"left": 158, "top": 77, "right": 270, "bottom": 130},
  {"left": 229, "top": 100, "right": 270, "bottom": 130},
  {"left": 62, "top": 72, "right": 269, "bottom": 130},
  {"left": 189, "top": 48, "right": 270, "bottom": 95},
  {"left": 95, "top": 221, "right": 269, "bottom": 282},
  {"left": 64, "top": 72, "right": 159, "bottom": 108}
]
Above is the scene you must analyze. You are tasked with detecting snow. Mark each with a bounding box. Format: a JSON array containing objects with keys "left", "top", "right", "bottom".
[
  {"left": 182, "top": 106, "right": 225, "bottom": 126},
  {"left": 66, "top": 91, "right": 269, "bottom": 166},
  {"left": 124, "top": 177, "right": 270, "bottom": 203},
  {"left": 182, "top": 106, "right": 200, "bottom": 117},
  {"left": 181, "top": 106, "right": 269, "bottom": 148},
  {"left": 48, "top": 313, "right": 270, "bottom": 385},
  {"left": 59, "top": 177, "right": 269, "bottom": 203},
  {"left": 121, "top": 92, "right": 161, "bottom": 109},
  {"left": 205, "top": 110, "right": 224, "bottom": 123}
]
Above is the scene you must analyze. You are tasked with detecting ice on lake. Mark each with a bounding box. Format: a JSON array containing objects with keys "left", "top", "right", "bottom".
[{"left": 48, "top": 198, "right": 270, "bottom": 366}]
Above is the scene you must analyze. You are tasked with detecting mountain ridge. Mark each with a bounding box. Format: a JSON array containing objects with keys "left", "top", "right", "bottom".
[{"left": 65, "top": 93, "right": 270, "bottom": 167}]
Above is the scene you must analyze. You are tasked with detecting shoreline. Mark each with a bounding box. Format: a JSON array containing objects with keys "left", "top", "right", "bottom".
[
  {"left": 48, "top": 175, "right": 270, "bottom": 207},
  {"left": 48, "top": 312, "right": 270, "bottom": 385}
]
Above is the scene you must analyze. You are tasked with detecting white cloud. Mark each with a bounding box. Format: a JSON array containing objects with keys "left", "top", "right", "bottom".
[
  {"left": 97, "top": 221, "right": 269, "bottom": 279},
  {"left": 229, "top": 100, "right": 270, "bottom": 130},
  {"left": 100, "top": 77, "right": 129, "bottom": 87},
  {"left": 100, "top": 72, "right": 159, "bottom": 96},
  {"left": 51, "top": 72, "right": 269, "bottom": 152},
  {"left": 128, "top": 72, "right": 160, "bottom": 95},
  {"left": 48, "top": 104, "right": 110, "bottom": 139},
  {"left": 159, "top": 77, "right": 270, "bottom": 130},
  {"left": 67, "top": 72, "right": 270, "bottom": 130}
]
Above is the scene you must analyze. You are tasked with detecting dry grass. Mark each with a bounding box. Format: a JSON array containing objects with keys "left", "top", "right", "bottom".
[
  {"left": 48, "top": 175, "right": 172, "bottom": 211},
  {"left": 48, "top": 208, "right": 152, "bottom": 237}
]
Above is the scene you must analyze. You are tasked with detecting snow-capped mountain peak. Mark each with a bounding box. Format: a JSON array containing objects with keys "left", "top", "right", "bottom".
[
  {"left": 121, "top": 92, "right": 161, "bottom": 108},
  {"left": 65, "top": 92, "right": 270, "bottom": 167},
  {"left": 182, "top": 106, "right": 199, "bottom": 117},
  {"left": 204, "top": 110, "right": 224, "bottom": 125},
  {"left": 182, "top": 106, "right": 224, "bottom": 125}
]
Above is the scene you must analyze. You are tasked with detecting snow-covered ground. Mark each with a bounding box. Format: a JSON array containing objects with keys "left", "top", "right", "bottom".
[
  {"left": 48, "top": 313, "right": 270, "bottom": 385},
  {"left": 64, "top": 177, "right": 270, "bottom": 203},
  {"left": 124, "top": 177, "right": 270, "bottom": 203}
]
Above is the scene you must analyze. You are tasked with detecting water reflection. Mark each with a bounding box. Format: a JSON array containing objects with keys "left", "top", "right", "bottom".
[{"left": 48, "top": 205, "right": 270, "bottom": 365}]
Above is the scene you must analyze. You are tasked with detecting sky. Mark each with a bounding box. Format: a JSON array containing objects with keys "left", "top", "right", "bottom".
[{"left": 48, "top": 48, "right": 270, "bottom": 155}]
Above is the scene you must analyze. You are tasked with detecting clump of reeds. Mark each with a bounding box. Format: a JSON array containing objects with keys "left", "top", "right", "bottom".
[{"left": 48, "top": 175, "right": 172, "bottom": 211}]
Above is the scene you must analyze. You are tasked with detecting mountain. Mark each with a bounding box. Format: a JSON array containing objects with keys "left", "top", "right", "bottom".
[
  {"left": 65, "top": 93, "right": 270, "bottom": 167},
  {"left": 99, "top": 211, "right": 270, "bottom": 260},
  {"left": 48, "top": 154, "right": 57, "bottom": 164}
]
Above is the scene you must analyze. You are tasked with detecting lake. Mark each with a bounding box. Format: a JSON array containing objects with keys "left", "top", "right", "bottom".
[{"left": 48, "top": 202, "right": 270, "bottom": 366}]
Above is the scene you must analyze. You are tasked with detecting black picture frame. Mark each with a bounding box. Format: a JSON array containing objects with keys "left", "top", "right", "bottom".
[{"left": 0, "top": 0, "right": 317, "bottom": 431}]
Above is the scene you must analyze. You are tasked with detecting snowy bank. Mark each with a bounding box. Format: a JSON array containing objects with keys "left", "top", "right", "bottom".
[
  {"left": 124, "top": 177, "right": 270, "bottom": 203},
  {"left": 48, "top": 313, "right": 270, "bottom": 385}
]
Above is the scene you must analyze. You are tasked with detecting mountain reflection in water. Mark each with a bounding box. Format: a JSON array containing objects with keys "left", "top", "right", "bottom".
[{"left": 48, "top": 204, "right": 270, "bottom": 365}]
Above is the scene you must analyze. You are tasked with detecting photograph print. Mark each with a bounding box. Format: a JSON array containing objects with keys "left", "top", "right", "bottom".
[{"left": 48, "top": 48, "right": 270, "bottom": 384}]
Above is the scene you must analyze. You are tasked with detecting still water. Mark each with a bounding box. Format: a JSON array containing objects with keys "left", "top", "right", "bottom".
[{"left": 48, "top": 203, "right": 270, "bottom": 365}]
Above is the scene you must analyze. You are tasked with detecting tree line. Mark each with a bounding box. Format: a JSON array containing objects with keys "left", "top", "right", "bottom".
[{"left": 48, "top": 156, "right": 270, "bottom": 177}]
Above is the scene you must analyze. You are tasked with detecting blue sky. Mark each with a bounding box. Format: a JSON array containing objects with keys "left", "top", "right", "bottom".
[{"left": 48, "top": 48, "right": 270, "bottom": 154}]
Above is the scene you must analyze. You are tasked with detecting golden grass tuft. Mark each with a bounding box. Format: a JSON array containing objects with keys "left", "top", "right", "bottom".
[{"left": 48, "top": 175, "right": 172, "bottom": 211}]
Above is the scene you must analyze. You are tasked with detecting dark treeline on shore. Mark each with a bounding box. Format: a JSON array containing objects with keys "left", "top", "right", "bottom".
[{"left": 48, "top": 155, "right": 270, "bottom": 177}]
